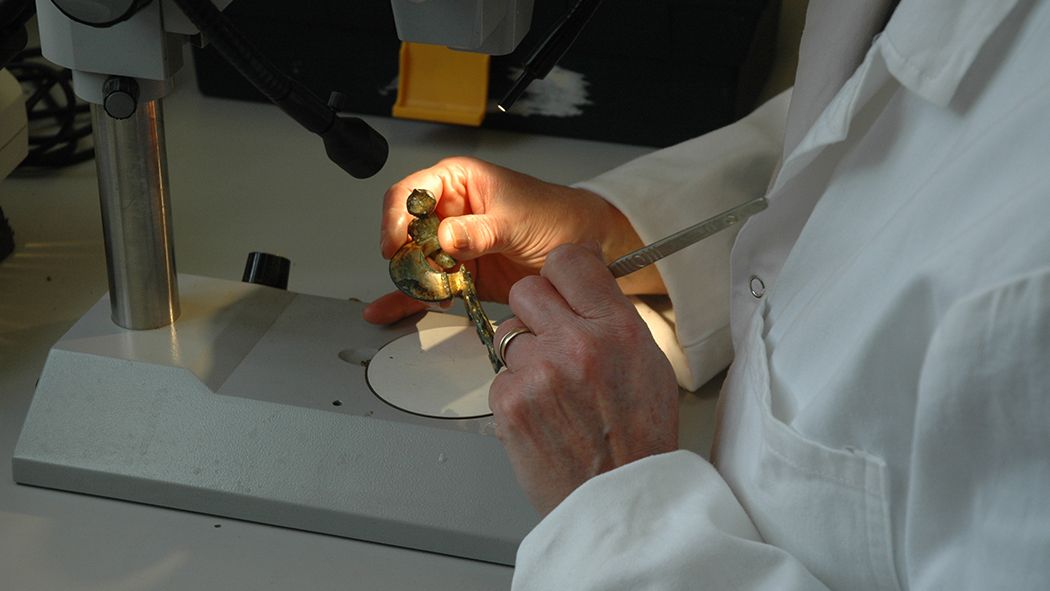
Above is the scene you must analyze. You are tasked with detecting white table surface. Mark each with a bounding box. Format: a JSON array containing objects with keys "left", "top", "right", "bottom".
[{"left": 0, "top": 53, "right": 720, "bottom": 590}]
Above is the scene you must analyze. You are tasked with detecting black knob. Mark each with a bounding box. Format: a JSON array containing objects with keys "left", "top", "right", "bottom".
[
  {"left": 242, "top": 252, "right": 291, "bottom": 290},
  {"left": 103, "top": 76, "right": 139, "bottom": 120}
]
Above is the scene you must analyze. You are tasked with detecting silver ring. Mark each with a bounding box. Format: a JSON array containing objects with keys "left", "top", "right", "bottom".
[{"left": 496, "top": 327, "right": 532, "bottom": 367}]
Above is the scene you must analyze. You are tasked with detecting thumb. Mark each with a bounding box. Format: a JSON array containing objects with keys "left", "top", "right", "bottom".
[{"left": 438, "top": 214, "right": 505, "bottom": 260}]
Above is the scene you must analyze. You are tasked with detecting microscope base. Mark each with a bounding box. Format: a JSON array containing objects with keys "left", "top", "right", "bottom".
[{"left": 12, "top": 274, "right": 535, "bottom": 565}]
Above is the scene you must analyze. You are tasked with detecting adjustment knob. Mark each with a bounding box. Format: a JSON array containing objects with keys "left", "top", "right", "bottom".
[
  {"left": 102, "top": 76, "right": 139, "bottom": 120},
  {"left": 242, "top": 252, "right": 291, "bottom": 290}
]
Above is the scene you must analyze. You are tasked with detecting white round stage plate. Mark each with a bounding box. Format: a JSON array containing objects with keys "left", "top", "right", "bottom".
[{"left": 367, "top": 325, "right": 496, "bottom": 418}]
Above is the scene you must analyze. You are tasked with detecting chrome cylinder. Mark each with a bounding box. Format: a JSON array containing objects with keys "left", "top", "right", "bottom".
[{"left": 92, "top": 100, "right": 179, "bottom": 329}]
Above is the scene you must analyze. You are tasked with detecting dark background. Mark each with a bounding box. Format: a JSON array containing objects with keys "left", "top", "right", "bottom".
[{"left": 193, "top": 0, "right": 776, "bottom": 147}]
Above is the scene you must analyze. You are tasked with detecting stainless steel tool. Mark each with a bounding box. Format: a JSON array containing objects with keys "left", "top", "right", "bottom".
[{"left": 607, "top": 196, "right": 768, "bottom": 278}]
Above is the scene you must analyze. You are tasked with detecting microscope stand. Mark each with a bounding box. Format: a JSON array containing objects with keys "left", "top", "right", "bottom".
[{"left": 12, "top": 274, "right": 536, "bottom": 565}]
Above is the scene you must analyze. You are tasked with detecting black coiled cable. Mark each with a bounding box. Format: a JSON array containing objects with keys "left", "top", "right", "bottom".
[{"left": 8, "top": 48, "right": 94, "bottom": 170}]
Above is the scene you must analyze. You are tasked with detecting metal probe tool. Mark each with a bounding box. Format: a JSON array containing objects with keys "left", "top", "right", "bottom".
[{"left": 607, "top": 196, "right": 768, "bottom": 278}]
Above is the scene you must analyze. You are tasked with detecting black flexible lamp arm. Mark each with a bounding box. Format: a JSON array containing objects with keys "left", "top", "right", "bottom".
[
  {"left": 171, "top": 0, "right": 388, "bottom": 179},
  {"left": 498, "top": 0, "right": 607, "bottom": 112}
]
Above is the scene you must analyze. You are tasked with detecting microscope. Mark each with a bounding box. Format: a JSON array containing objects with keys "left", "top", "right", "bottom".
[{"left": 9, "top": 0, "right": 577, "bottom": 565}]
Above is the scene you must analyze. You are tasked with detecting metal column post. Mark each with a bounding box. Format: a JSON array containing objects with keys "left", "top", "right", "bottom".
[{"left": 91, "top": 99, "right": 179, "bottom": 329}]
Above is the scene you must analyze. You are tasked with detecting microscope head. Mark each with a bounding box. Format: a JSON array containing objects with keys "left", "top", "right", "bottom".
[{"left": 390, "top": 0, "right": 535, "bottom": 55}]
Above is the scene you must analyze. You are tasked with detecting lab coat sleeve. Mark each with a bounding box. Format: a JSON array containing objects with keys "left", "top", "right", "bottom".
[
  {"left": 904, "top": 268, "right": 1050, "bottom": 588},
  {"left": 512, "top": 450, "right": 830, "bottom": 591},
  {"left": 576, "top": 90, "right": 790, "bottom": 391}
]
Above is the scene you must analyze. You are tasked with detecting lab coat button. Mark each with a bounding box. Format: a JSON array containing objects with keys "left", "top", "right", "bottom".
[{"left": 749, "top": 275, "right": 766, "bottom": 298}]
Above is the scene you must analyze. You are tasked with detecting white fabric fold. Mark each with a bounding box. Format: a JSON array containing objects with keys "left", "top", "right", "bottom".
[{"left": 578, "top": 91, "right": 790, "bottom": 390}]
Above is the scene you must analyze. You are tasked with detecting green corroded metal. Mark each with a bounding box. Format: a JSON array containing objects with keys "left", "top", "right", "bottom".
[{"left": 389, "top": 189, "right": 501, "bottom": 372}]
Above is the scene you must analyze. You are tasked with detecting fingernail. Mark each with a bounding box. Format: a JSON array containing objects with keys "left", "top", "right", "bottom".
[{"left": 447, "top": 220, "right": 470, "bottom": 250}]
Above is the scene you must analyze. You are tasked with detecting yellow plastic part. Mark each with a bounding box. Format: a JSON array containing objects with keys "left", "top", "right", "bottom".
[{"left": 393, "top": 42, "right": 490, "bottom": 127}]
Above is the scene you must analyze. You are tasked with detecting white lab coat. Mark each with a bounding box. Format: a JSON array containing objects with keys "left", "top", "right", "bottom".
[{"left": 512, "top": 0, "right": 1050, "bottom": 589}]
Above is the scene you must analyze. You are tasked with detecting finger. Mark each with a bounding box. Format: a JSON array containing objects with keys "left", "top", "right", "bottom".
[
  {"left": 493, "top": 316, "right": 537, "bottom": 369},
  {"left": 540, "top": 243, "right": 626, "bottom": 319},
  {"left": 362, "top": 291, "right": 429, "bottom": 325},
  {"left": 437, "top": 214, "right": 507, "bottom": 260},
  {"left": 507, "top": 275, "right": 576, "bottom": 337},
  {"left": 488, "top": 370, "right": 523, "bottom": 443},
  {"left": 493, "top": 316, "right": 527, "bottom": 342}
]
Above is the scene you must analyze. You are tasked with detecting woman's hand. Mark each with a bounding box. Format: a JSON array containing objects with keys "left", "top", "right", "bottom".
[
  {"left": 363, "top": 157, "right": 662, "bottom": 324},
  {"left": 489, "top": 244, "right": 679, "bottom": 515}
]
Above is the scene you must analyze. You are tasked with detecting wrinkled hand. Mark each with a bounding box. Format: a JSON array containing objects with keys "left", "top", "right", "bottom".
[
  {"left": 490, "top": 244, "right": 679, "bottom": 516},
  {"left": 363, "top": 157, "right": 659, "bottom": 325}
]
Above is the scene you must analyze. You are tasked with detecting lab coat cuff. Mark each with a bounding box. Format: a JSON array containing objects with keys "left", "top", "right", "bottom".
[
  {"left": 575, "top": 92, "right": 789, "bottom": 391},
  {"left": 630, "top": 295, "right": 731, "bottom": 391}
]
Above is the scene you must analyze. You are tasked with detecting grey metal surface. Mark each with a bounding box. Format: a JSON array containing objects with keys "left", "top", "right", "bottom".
[
  {"left": 390, "top": 0, "right": 534, "bottom": 54},
  {"left": 36, "top": 0, "right": 185, "bottom": 104},
  {"left": 12, "top": 275, "right": 537, "bottom": 565},
  {"left": 92, "top": 100, "right": 180, "bottom": 329}
]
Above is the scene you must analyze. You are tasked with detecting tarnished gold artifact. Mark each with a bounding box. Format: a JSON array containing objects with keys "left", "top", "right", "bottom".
[{"left": 389, "top": 189, "right": 502, "bottom": 372}]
